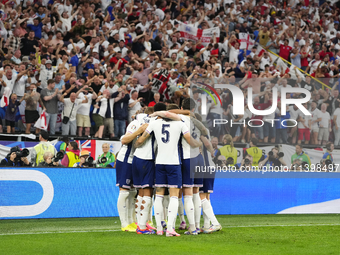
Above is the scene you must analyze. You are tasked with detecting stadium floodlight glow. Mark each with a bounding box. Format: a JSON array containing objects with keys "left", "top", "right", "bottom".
[{"left": 200, "top": 85, "right": 311, "bottom": 116}]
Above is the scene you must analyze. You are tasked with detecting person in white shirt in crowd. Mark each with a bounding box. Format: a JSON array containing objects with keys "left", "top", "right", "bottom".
[
  {"left": 128, "top": 90, "right": 143, "bottom": 122},
  {"left": 318, "top": 103, "right": 331, "bottom": 145},
  {"left": 76, "top": 85, "right": 97, "bottom": 137},
  {"left": 39, "top": 60, "right": 57, "bottom": 89},
  {"left": 60, "top": 91, "right": 88, "bottom": 136},
  {"left": 309, "top": 101, "right": 322, "bottom": 145},
  {"left": 333, "top": 103, "right": 340, "bottom": 146},
  {"left": 13, "top": 64, "right": 31, "bottom": 100}
]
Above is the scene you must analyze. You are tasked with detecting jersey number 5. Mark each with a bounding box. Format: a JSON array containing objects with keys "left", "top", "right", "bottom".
[{"left": 161, "top": 124, "right": 170, "bottom": 143}]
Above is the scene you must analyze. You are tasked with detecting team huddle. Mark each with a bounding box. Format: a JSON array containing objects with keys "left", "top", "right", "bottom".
[{"left": 115, "top": 98, "right": 222, "bottom": 236}]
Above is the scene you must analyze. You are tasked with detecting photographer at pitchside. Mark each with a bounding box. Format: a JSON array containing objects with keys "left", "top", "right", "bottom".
[
  {"left": 0, "top": 146, "right": 31, "bottom": 167},
  {"left": 258, "top": 146, "right": 287, "bottom": 169}
]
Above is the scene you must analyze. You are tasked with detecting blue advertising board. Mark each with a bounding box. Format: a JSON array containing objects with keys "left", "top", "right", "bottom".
[{"left": 0, "top": 168, "right": 339, "bottom": 219}]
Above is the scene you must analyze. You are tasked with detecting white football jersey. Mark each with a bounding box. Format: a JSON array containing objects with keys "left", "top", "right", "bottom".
[
  {"left": 134, "top": 114, "right": 157, "bottom": 160},
  {"left": 145, "top": 119, "right": 189, "bottom": 165},
  {"left": 180, "top": 114, "right": 202, "bottom": 159},
  {"left": 201, "top": 130, "right": 214, "bottom": 167},
  {"left": 117, "top": 120, "right": 140, "bottom": 164}
]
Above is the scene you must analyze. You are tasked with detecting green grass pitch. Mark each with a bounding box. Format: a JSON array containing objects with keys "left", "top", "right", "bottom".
[{"left": 0, "top": 215, "right": 339, "bottom": 255}]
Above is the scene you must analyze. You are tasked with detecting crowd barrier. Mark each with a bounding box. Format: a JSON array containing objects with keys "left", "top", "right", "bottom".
[{"left": 0, "top": 168, "right": 339, "bottom": 219}]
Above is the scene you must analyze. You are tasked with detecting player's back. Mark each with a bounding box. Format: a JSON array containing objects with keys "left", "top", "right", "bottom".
[
  {"left": 146, "top": 118, "right": 189, "bottom": 165},
  {"left": 117, "top": 120, "right": 140, "bottom": 164},
  {"left": 134, "top": 114, "right": 157, "bottom": 160}
]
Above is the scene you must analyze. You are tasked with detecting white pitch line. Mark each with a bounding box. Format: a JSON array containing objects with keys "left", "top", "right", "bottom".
[{"left": 0, "top": 223, "right": 339, "bottom": 236}]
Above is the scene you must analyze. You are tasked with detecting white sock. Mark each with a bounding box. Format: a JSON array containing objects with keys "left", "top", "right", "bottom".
[
  {"left": 128, "top": 189, "right": 137, "bottom": 224},
  {"left": 203, "top": 206, "right": 210, "bottom": 229},
  {"left": 135, "top": 195, "right": 143, "bottom": 226},
  {"left": 202, "top": 198, "right": 219, "bottom": 226},
  {"left": 154, "top": 195, "right": 164, "bottom": 232},
  {"left": 178, "top": 198, "right": 185, "bottom": 223},
  {"left": 117, "top": 190, "right": 129, "bottom": 228},
  {"left": 167, "top": 196, "right": 179, "bottom": 231},
  {"left": 193, "top": 193, "right": 201, "bottom": 229},
  {"left": 139, "top": 196, "right": 152, "bottom": 230},
  {"left": 163, "top": 195, "right": 169, "bottom": 221},
  {"left": 184, "top": 195, "right": 195, "bottom": 230},
  {"left": 148, "top": 196, "right": 153, "bottom": 223}
]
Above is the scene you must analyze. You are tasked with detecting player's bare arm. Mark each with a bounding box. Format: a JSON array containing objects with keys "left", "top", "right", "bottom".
[
  {"left": 135, "top": 131, "right": 151, "bottom": 148},
  {"left": 150, "top": 111, "right": 181, "bottom": 121},
  {"left": 121, "top": 124, "right": 148, "bottom": 145}
]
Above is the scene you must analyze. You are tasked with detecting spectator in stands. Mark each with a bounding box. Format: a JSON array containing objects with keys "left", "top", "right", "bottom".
[
  {"left": 23, "top": 84, "right": 45, "bottom": 134},
  {"left": 297, "top": 103, "right": 311, "bottom": 145},
  {"left": 60, "top": 91, "right": 88, "bottom": 136},
  {"left": 112, "top": 85, "right": 130, "bottom": 138},
  {"left": 333, "top": 104, "right": 340, "bottom": 146},
  {"left": 5, "top": 93, "right": 25, "bottom": 134},
  {"left": 128, "top": 90, "right": 143, "bottom": 122},
  {"left": 309, "top": 101, "right": 322, "bottom": 145},
  {"left": 76, "top": 86, "right": 97, "bottom": 137},
  {"left": 41, "top": 79, "right": 61, "bottom": 135},
  {"left": 318, "top": 103, "right": 332, "bottom": 145},
  {"left": 148, "top": 92, "right": 160, "bottom": 107}
]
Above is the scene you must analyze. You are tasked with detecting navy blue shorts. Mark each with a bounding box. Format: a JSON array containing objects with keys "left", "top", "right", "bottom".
[
  {"left": 182, "top": 158, "right": 194, "bottom": 187},
  {"left": 116, "top": 160, "right": 133, "bottom": 189},
  {"left": 192, "top": 154, "right": 204, "bottom": 188},
  {"left": 132, "top": 156, "right": 155, "bottom": 189},
  {"left": 155, "top": 164, "right": 182, "bottom": 188},
  {"left": 200, "top": 170, "right": 216, "bottom": 193}
]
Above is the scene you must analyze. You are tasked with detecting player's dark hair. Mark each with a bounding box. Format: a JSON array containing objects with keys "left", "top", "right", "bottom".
[
  {"left": 154, "top": 103, "right": 167, "bottom": 112},
  {"left": 182, "top": 98, "right": 196, "bottom": 111}
]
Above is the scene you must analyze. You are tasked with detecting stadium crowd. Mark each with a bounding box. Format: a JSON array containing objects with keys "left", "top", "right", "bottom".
[
  {"left": 0, "top": 0, "right": 338, "bottom": 146},
  {"left": 1, "top": 0, "right": 340, "bottom": 236}
]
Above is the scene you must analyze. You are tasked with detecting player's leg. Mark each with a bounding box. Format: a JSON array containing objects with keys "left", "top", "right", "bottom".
[
  {"left": 165, "top": 164, "right": 182, "bottom": 237},
  {"left": 178, "top": 191, "right": 186, "bottom": 229},
  {"left": 155, "top": 188, "right": 165, "bottom": 234},
  {"left": 166, "top": 187, "right": 180, "bottom": 237},
  {"left": 126, "top": 161, "right": 137, "bottom": 228},
  {"left": 136, "top": 189, "right": 143, "bottom": 227},
  {"left": 132, "top": 157, "right": 142, "bottom": 227},
  {"left": 199, "top": 193, "right": 211, "bottom": 231},
  {"left": 181, "top": 158, "right": 195, "bottom": 232},
  {"left": 137, "top": 188, "right": 154, "bottom": 234},
  {"left": 162, "top": 189, "right": 169, "bottom": 225},
  {"left": 154, "top": 164, "right": 167, "bottom": 235},
  {"left": 193, "top": 154, "right": 204, "bottom": 231},
  {"left": 136, "top": 159, "right": 155, "bottom": 234},
  {"left": 200, "top": 174, "right": 222, "bottom": 233},
  {"left": 116, "top": 160, "right": 132, "bottom": 231}
]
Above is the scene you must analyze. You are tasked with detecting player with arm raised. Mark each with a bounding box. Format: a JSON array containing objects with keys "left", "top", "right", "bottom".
[
  {"left": 135, "top": 103, "right": 201, "bottom": 237},
  {"left": 116, "top": 120, "right": 148, "bottom": 232}
]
